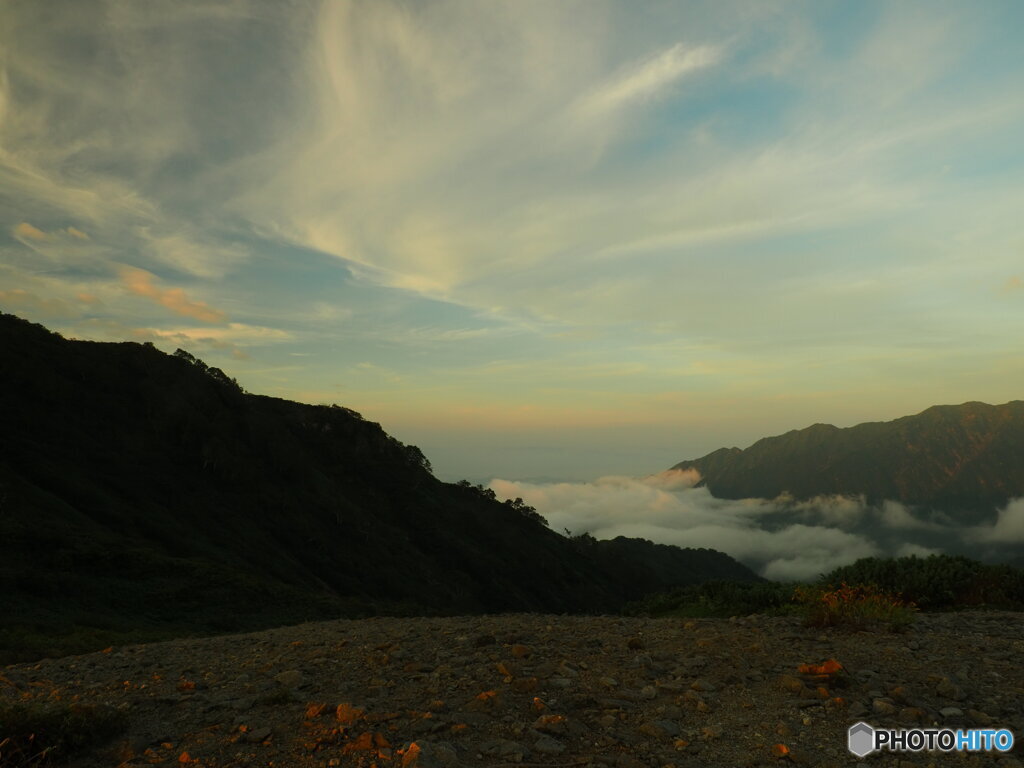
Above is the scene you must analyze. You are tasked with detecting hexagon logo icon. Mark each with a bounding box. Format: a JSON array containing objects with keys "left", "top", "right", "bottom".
[{"left": 848, "top": 721, "right": 875, "bottom": 757}]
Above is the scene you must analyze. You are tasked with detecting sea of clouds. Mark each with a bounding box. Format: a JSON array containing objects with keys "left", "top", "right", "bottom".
[{"left": 488, "top": 470, "right": 1024, "bottom": 581}]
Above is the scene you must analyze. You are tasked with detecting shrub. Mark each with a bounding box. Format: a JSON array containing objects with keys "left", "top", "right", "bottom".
[
  {"left": 820, "top": 555, "right": 1024, "bottom": 610},
  {"left": 0, "top": 701, "right": 127, "bottom": 767},
  {"left": 794, "top": 582, "right": 917, "bottom": 631},
  {"left": 623, "top": 580, "right": 799, "bottom": 618}
]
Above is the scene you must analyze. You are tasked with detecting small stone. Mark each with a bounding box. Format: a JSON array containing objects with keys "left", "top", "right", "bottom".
[
  {"left": 533, "top": 735, "right": 565, "bottom": 755},
  {"left": 557, "top": 661, "right": 579, "bottom": 678},
  {"left": 778, "top": 675, "right": 809, "bottom": 696},
  {"left": 640, "top": 685, "right": 658, "bottom": 700},
  {"left": 899, "top": 707, "right": 929, "bottom": 725},
  {"left": 873, "top": 699, "right": 898, "bottom": 716},
  {"left": 274, "top": 670, "right": 304, "bottom": 689},
  {"left": 940, "top": 707, "right": 964, "bottom": 718},
  {"left": 887, "top": 686, "right": 911, "bottom": 704},
  {"left": 935, "top": 679, "right": 967, "bottom": 701},
  {"left": 478, "top": 739, "right": 527, "bottom": 761},
  {"left": 967, "top": 709, "right": 994, "bottom": 726},
  {"left": 533, "top": 714, "right": 567, "bottom": 734},
  {"left": 639, "top": 722, "right": 668, "bottom": 740},
  {"left": 511, "top": 644, "right": 531, "bottom": 658},
  {"left": 599, "top": 676, "right": 619, "bottom": 689},
  {"left": 511, "top": 677, "right": 539, "bottom": 693},
  {"left": 247, "top": 726, "right": 272, "bottom": 743},
  {"left": 690, "top": 679, "right": 717, "bottom": 693},
  {"left": 847, "top": 702, "right": 869, "bottom": 718},
  {"left": 657, "top": 720, "right": 681, "bottom": 738}
]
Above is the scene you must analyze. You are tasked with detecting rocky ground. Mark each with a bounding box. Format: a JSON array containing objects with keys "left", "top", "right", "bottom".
[{"left": 2, "top": 611, "right": 1023, "bottom": 768}]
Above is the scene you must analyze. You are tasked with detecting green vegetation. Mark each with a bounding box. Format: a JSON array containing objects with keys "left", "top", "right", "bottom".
[
  {"left": 625, "top": 554, "right": 1024, "bottom": 626},
  {"left": 623, "top": 580, "right": 799, "bottom": 618},
  {"left": 0, "top": 701, "right": 127, "bottom": 768},
  {"left": 823, "top": 554, "right": 1024, "bottom": 610},
  {"left": 794, "top": 582, "right": 917, "bottom": 631}
]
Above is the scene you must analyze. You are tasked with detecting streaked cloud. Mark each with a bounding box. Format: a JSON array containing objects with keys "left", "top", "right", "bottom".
[
  {"left": 118, "top": 266, "right": 226, "bottom": 324},
  {"left": 576, "top": 42, "right": 722, "bottom": 117},
  {"left": 13, "top": 221, "right": 48, "bottom": 241}
]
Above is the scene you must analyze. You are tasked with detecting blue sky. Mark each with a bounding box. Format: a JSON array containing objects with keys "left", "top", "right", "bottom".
[{"left": 3, "top": 0, "right": 1024, "bottom": 482}]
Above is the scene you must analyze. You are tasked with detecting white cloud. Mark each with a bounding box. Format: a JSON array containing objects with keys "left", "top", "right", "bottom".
[
  {"left": 971, "top": 498, "right": 1024, "bottom": 543},
  {"left": 489, "top": 471, "right": 882, "bottom": 581},
  {"left": 140, "top": 230, "right": 249, "bottom": 280},
  {"left": 489, "top": 471, "right": 1021, "bottom": 582},
  {"left": 576, "top": 42, "right": 722, "bottom": 117},
  {"left": 146, "top": 322, "right": 291, "bottom": 344}
]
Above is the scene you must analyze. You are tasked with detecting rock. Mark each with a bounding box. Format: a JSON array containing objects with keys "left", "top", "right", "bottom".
[
  {"left": 639, "top": 720, "right": 680, "bottom": 739},
  {"left": 777, "top": 675, "right": 809, "bottom": 696},
  {"left": 533, "top": 736, "right": 565, "bottom": 755},
  {"left": 967, "top": 709, "right": 994, "bottom": 726},
  {"left": 477, "top": 738, "right": 528, "bottom": 761},
  {"left": 410, "top": 741, "right": 459, "bottom": 768},
  {"left": 690, "top": 679, "right": 717, "bottom": 693},
  {"left": 247, "top": 726, "right": 272, "bottom": 743},
  {"left": 533, "top": 714, "right": 567, "bottom": 734},
  {"left": 847, "top": 702, "right": 869, "bottom": 718},
  {"left": 630, "top": 654, "right": 654, "bottom": 669},
  {"left": 872, "top": 698, "right": 898, "bottom": 715},
  {"left": 640, "top": 685, "right": 658, "bottom": 700},
  {"left": 273, "top": 670, "right": 304, "bottom": 689},
  {"left": 899, "top": 707, "right": 929, "bottom": 725},
  {"left": 511, "top": 644, "right": 531, "bottom": 659},
  {"left": 557, "top": 661, "right": 580, "bottom": 678},
  {"left": 935, "top": 679, "right": 967, "bottom": 701},
  {"left": 887, "top": 686, "right": 911, "bottom": 704},
  {"left": 940, "top": 706, "right": 964, "bottom": 718}
]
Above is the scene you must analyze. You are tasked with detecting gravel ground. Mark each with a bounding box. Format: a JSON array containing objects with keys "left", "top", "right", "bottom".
[{"left": 2, "top": 611, "right": 1023, "bottom": 767}]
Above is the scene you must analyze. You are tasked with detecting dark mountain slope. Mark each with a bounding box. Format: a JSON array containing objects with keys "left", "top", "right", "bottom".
[
  {"left": 0, "top": 313, "right": 758, "bottom": 659},
  {"left": 672, "top": 401, "right": 1024, "bottom": 513}
]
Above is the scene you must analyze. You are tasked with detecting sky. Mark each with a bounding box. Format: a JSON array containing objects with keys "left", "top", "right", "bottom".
[{"left": 3, "top": 0, "right": 1024, "bottom": 485}]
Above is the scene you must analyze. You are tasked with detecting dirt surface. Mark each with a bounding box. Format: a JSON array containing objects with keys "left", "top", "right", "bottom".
[{"left": 3, "top": 612, "right": 1023, "bottom": 767}]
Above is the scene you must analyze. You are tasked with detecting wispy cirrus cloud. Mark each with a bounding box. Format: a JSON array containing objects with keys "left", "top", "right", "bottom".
[
  {"left": 5, "top": 1, "right": 1024, "bottom": 482},
  {"left": 576, "top": 42, "right": 722, "bottom": 117}
]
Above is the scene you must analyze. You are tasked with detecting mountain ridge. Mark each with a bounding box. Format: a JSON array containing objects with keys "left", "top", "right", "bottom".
[
  {"left": 0, "top": 312, "right": 757, "bottom": 661},
  {"left": 671, "top": 399, "right": 1024, "bottom": 513}
]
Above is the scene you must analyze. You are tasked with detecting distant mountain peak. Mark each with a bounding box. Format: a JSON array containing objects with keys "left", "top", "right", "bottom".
[{"left": 671, "top": 400, "right": 1024, "bottom": 511}]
